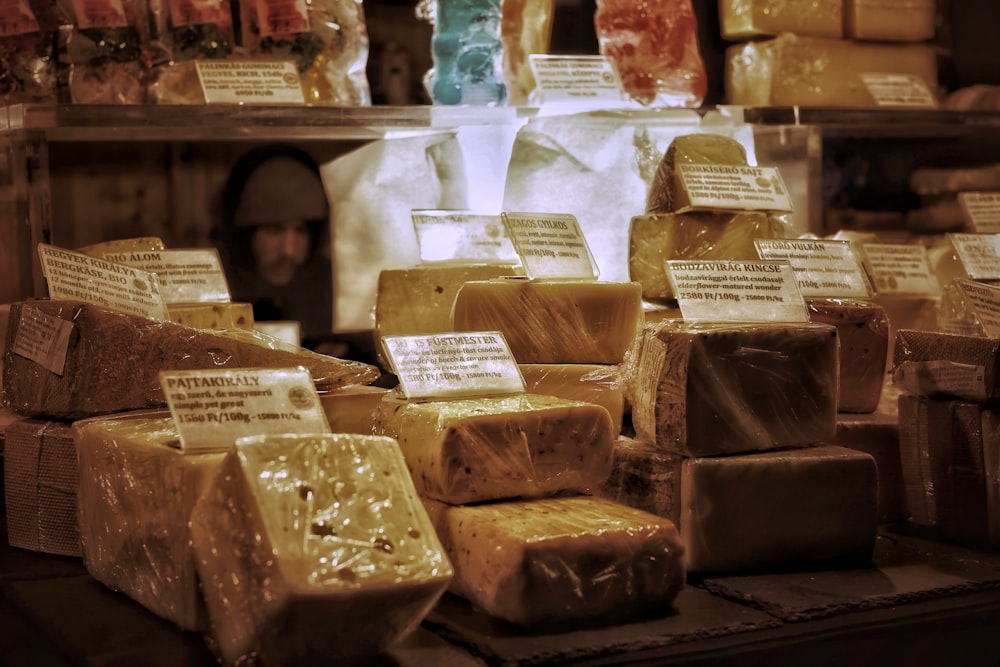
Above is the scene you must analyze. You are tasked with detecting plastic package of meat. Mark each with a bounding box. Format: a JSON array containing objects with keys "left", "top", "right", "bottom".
[
  {"left": 0, "top": 0, "right": 61, "bottom": 103},
  {"left": 147, "top": 0, "right": 235, "bottom": 103}
]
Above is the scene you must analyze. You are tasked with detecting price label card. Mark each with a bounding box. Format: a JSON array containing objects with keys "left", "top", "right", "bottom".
[
  {"left": 675, "top": 165, "right": 793, "bottom": 213},
  {"left": 893, "top": 360, "right": 987, "bottom": 403},
  {"left": 38, "top": 243, "right": 169, "bottom": 320},
  {"left": 11, "top": 305, "right": 74, "bottom": 376},
  {"left": 947, "top": 233, "right": 1000, "bottom": 281},
  {"left": 161, "top": 367, "right": 330, "bottom": 452},
  {"left": 501, "top": 212, "right": 598, "bottom": 280},
  {"left": 755, "top": 238, "right": 873, "bottom": 298},
  {"left": 101, "top": 248, "right": 231, "bottom": 303},
  {"left": 528, "top": 55, "right": 625, "bottom": 104},
  {"left": 196, "top": 60, "right": 305, "bottom": 105},
  {"left": 860, "top": 243, "right": 939, "bottom": 295},
  {"left": 959, "top": 192, "right": 1000, "bottom": 234},
  {"left": 382, "top": 332, "right": 525, "bottom": 400},
  {"left": 860, "top": 73, "right": 937, "bottom": 108},
  {"left": 956, "top": 279, "right": 1000, "bottom": 337},
  {"left": 411, "top": 210, "right": 520, "bottom": 264},
  {"left": 665, "top": 259, "right": 808, "bottom": 323}
]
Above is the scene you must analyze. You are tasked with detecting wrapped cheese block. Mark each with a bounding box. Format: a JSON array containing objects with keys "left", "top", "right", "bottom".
[
  {"left": 629, "top": 211, "right": 787, "bottom": 302},
  {"left": 73, "top": 412, "right": 224, "bottom": 631},
  {"left": 518, "top": 363, "right": 624, "bottom": 432},
  {"left": 4, "top": 418, "right": 80, "bottom": 556},
  {"left": 646, "top": 132, "right": 750, "bottom": 215},
  {"left": 937, "top": 280, "right": 986, "bottom": 337},
  {"left": 423, "top": 494, "right": 685, "bottom": 628},
  {"left": 807, "top": 298, "right": 889, "bottom": 413},
  {"left": 374, "top": 263, "right": 521, "bottom": 369},
  {"left": 845, "top": 0, "right": 936, "bottom": 42},
  {"left": 603, "top": 440, "right": 878, "bottom": 573},
  {"left": 834, "top": 412, "right": 906, "bottom": 522},
  {"left": 719, "top": 0, "right": 843, "bottom": 40},
  {"left": 892, "top": 329, "right": 1000, "bottom": 402},
  {"left": 629, "top": 321, "right": 839, "bottom": 456},
  {"left": 726, "top": 35, "right": 938, "bottom": 107},
  {"left": 909, "top": 163, "right": 1000, "bottom": 196},
  {"left": 165, "top": 302, "right": 254, "bottom": 330},
  {"left": 0, "top": 302, "right": 10, "bottom": 388},
  {"left": 3, "top": 300, "right": 380, "bottom": 419},
  {"left": 318, "top": 384, "right": 390, "bottom": 434},
  {"left": 898, "top": 394, "right": 1000, "bottom": 547},
  {"left": 373, "top": 393, "right": 615, "bottom": 504},
  {"left": 190, "top": 433, "right": 452, "bottom": 664},
  {"left": 452, "top": 279, "right": 643, "bottom": 364}
]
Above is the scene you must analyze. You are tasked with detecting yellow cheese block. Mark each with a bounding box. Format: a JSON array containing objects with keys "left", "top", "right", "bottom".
[
  {"left": 190, "top": 433, "right": 453, "bottom": 664},
  {"left": 646, "top": 133, "right": 750, "bottom": 215},
  {"left": 318, "top": 384, "right": 390, "bottom": 434},
  {"left": 726, "top": 35, "right": 938, "bottom": 107},
  {"left": 372, "top": 392, "right": 615, "bottom": 504},
  {"left": 423, "top": 494, "right": 685, "bottom": 628},
  {"left": 3, "top": 300, "right": 380, "bottom": 418},
  {"left": 374, "top": 263, "right": 521, "bottom": 369},
  {"left": 165, "top": 302, "right": 255, "bottom": 330},
  {"left": 75, "top": 236, "right": 167, "bottom": 258},
  {"left": 72, "top": 412, "right": 224, "bottom": 631},
  {"left": 629, "top": 320, "right": 839, "bottom": 456},
  {"left": 629, "top": 211, "right": 787, "bottom": 302},
  {"left": 720, "top": 0, "right": 843, "bottom": 40},
  {"left": 452, "top": 279, "right": 643, "bottom": 364},
  {"left": 845, "top": 0, "right": 936, "bottom": 42},
  {"left": 518, "top": 363, "right": 624, "bottom": 431},
  {"left": 600, "top": 436, "right": 682, "bottom": 523}
]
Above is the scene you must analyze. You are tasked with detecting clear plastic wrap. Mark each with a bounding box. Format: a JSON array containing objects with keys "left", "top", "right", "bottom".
[
  {"left": 190, "top": 433, "right": 452, "bottom": 664},
  {"left": 423, "top": 494, "right": 685, "bottom": 628},
  {"left": 0, "top": 0, "right": 61, "bottom": 103},
  {"left": 937, "top": 280, "right": 987, "bottom": 337},
  {"left": 451, "top": 279, "right": 644, "bottom": 364},
  {"left": 719, "top": 0, "right": 843, "bottom": 40},
  {"left": 518, "top": 363, "right": 624, "bottom": 431},
  {"left": 892, "top": 328, "right": 1000, "bottom": 402},
  {"left": 72, "top": 411, "right": 223, "bottom": 631},
  {"left": 807, "top": 298, "right": 889, "bottom": 414},
  {"left": 500, "top": 0, "right": 553, "bottom": 105},
  {"left": 628, "top": 320, "right": 839, "bottom": 456},
  {"left": 146, "top": 0, "right": 235, "bottom": 103},
  {"left": 3, "top": 300, "right": 380, "bottom": 419},
  {"left": 74, "top": 236, "right": 167, "bottom": 257},
  {"left": 844, "top": 0, "right": 936, "bottom": 42},
  {"left": 646, "top": 132, "right": 751, "bottom": 215},
  {"left": 600, "top": 435, "right": 682, "bottom": 523},
  {"left": 423, "top": 0, "right": 505, "bottom": 105},
  {"left": 164, "top": 302, "right": 255, "bottom": 330},
  {"left": 372, "top": 392, "right": 616, "bottom": 505}
]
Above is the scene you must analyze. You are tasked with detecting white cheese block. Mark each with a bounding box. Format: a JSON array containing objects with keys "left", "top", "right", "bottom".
[
  {"left": 845, "top": 0, "right": 936, "bottom": 42},
  {"left": 518, "top": 363, "right": 625, "bottom": 432},
  {"left": 451, "top": 279, "right": 643, "bottom": 364},
  {"left": 72, "top": 412, "right": 224, "bottom": 631},
  {"left": 628, "top": 321, "right": 839, "bottom": 456},
  {"left": 720, "top": 0, "right": 843, "bottom": 40},
  {"left": 423, "top": 494, "right": 685, "bottom": 628},
  {"left": 190, "top": 433, "right": 453, "bottom": 664},
  {"left": 373, "top": 393, "right": 616, "bottom": 504}
]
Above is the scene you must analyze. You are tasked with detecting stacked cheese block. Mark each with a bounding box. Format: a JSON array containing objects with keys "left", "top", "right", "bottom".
[
  {"left": 721, "top": 0, "right": 939, "bottom": 106},
  {"left": 907, "top": 162, "right": 1000, "bottom": 234},
  {"left": 892, "top": 329, "right": 1000, "bottom": 547}
]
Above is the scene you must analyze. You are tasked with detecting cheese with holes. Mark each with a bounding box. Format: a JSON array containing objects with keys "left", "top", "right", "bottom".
[
  {"left": 518, "top": 363, "right": 624, "bottom": 431},
  {"left": 452, "top": 279, "right": 643, "bottom": 364},
  {"left": 646, "top": 133, "right": 751, "bottom": 215},
  {"left": 318, "top": 385, "right": 390, "bottom": 434},
  {"left": 603, "top": 442, "right": 878, "bottom": 573},
  {"left": 165, "top": 302, "right": 254, "bottom": 330},
  {"left": 190, "top": 433, "right": 453, "bottom": 664},
  {"left": 892, "top": 329, "right": 1000, "bottom": 402},
  {"left": 807, "top": 299, "right": 889, "bottom": 413},
  {"left": 72, "top": 412, "right": 224, "bottom": 631},
  {"left": 423, "top": 494, "right": 684, "bottom": 628},
  {"left": 845, "top": 0, "right": 936, "bottom": 42},
  {"left": 720, "top": 0, "right": 843, "bottom": 40},
  {"left": 3, "top": 300, "right": 380, "bottom": 418},
  {"left": 726, "top": 35, "right": 938, "bottom": 107},
  {"left": 629, "top": 211, "right": 787, "bottom": 302},
  {"left": 629, "top": 321, "right": 839, "bottom": 456},
  {"left": 374, "top": 263, "right": 521, "bottom": 368},
  {"left": 75, "top": 237, "right": 166, "bottom": 258},
  {"left": 373, "top": 393, "right": 615, "bottom": 504}
]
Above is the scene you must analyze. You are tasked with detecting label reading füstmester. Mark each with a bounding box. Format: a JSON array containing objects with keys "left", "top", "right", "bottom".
[
  {"left": 102, "top": 248, "right": 232, "bottom": 303},
  {"left": 11, "top": 306, "right": 74, "bottom": 376},
  {"left": 196, "top": 60, "right": 305, "bottom": 105},
  {"left": 676, "top": 165, "right": 793, "bottom": 213},
  {"left": 948, "top": 233, "right": 1000, "bottom": 281},
  {"left": 528, "top": 55, "right": 625, "bottom": 104},
  {"left": 861, "top": 243, "right": 939, "bottom": 295},
  {"left": 959, "top": 192, "right": 1000, "bottom": 234},
  {"left": 501, "top": 212, "right": 597, "bottom": 280},
  {"left": 411, "top": 210, "right": 520, "bottom": 264},
  {"left": 161, "top": 367, "right": 330, "bottom": 452},
  {"left": 383, "top": 332, "right": 525, "bottom": 400},
  {"left": 665, "top": 259, "right": 808, "bottom": 323},
  {"left": 38, "top": 243, "right": 169, "bottom": 320},
  {"left": 755, "top": 238, "right": 873, "bottom": 298}
]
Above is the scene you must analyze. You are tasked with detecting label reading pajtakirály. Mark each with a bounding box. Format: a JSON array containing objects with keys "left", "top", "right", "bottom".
[
  {"left": 675, "top": 164, "right": 793, "bottom": 214},
  {"left": 948, "top": 233, "right": 1000, "bottom": 281},
  {"left": 501, "top": 212, "right": 597, "bottom": 280},
  {"left": 382, "top": 332, "right": 525, "bottom": 400},
  {"left": 754, "top": 238, "right": 873, "bottom": 298},
  {"left": 411, "top": 210, "right": 520, "bottom": 264},
  {"left": 860, "top": 243, "right": 939, "bottom": 295},
  {"left": 38, "top": 243, "right": 169, "bottom": 320},
  {"left": 161, "top": 367, "right": 330, "bottom": 452},
  {"left": 196, "top": 60, "right": 305, "bottom": 105},
  {"left": 665, "top": 259, "right": 808, "bottom": 323},
  {"left": 102, "top": 248, "right": 232, "bottom": 303},
  {"left": 11, "top": 305, "right": 74, "bottom": 376}
]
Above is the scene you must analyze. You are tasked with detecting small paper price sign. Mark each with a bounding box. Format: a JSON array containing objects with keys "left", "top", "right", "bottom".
[
  {"left": 755, "top": 238, "right": 873, "bottom": 298},
  {"left": 528, "top": 55, "right": 625, "bottom": 105},
  {"left": 665, "top": 259, "right": 808, "bottom": 323},
  {"left": 101, "top": 248, "right": 232, "bottom": 303},
  {"left": 959, "top": 192, "right": 1000, "bottom": 233},
  {"left": 956, "top": 279, "right": 1000, "bottom": 338},
  {"left": 675, "top": 165, "right": 793, "bottom": 214},
  {"left": 501, "top": 212, "right": 598, "bottom": 280},
  {"left": 860, "top": 243, "right": 939, "bottom": 295},
  {"left": 411, "top": 210, "right": 519, "bottom": 264},
  {"left": 948, "top": 233, "right": 1000, "bottom": 281}
]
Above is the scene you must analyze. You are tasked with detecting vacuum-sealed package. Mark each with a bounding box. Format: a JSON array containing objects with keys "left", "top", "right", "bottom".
[
  {"left": 147, "top": 0, "right": 235, "bottom": 102},
  {"left": 0, "top": 0, "right": 61, "bottom": 103}
]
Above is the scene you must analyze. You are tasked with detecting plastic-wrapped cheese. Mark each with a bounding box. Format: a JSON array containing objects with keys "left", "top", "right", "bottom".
[
  {"left": 518, "top": 363, "right": 625, "bottom": 432},
  {"left": 423, "top": 494, "right": 685, "bottom": 628},
  {"left": 3, "top": 300, "right": 380, "bottom": 418},
  {"left": 602, "top": 440, "right": 878, "bottom": 573},
  {"left": 807, "top": 298, "right": 889, "bottom": 413},
  {"left": 75, "top": 236, "right": 166, "bottom": 258},
  {"left": 72, "top": 412, "right": 224, "bottom": 631},
  {"left": 165, "top": 302, "right": 254, "bottom": 330},
  {"left": 629, "top": 211, "right": 787, "bottom": 302},
  {"left": 892, "top": 329, "right": 1000, "bottom": 402},
  {"left": 726, "top": 35, "right": 938, "bottom": 107},
  {"left": 646, "top": 133, "right": 750, "bottom": 215},
  {"left": 629, "top": 320, "right": 839, "bottom": 456},
  {"left": 835, "top": 411, "right": 906, "bottom": 523},
  {"left": 373, "top": 393, "right": 615, "bottom": 504},
  {"left": 845, "top": 0, "right": 936, "bottom": 42},
  {"left": 719, "top": 0, "right": 843, "bottom": 40},
  {"left": 318, "top": 384, "right": 390, "bottom": 434},
  {"left": 190, "top": 433, "right": 453, "bottom": 664},
  {"left": 452, "top": 279, "right": 643, "bottom": 364}
]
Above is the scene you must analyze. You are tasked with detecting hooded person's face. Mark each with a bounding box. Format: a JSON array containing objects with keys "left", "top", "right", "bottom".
[{"left": 251, "top": 221, "right": 312, "bottom": 286}]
